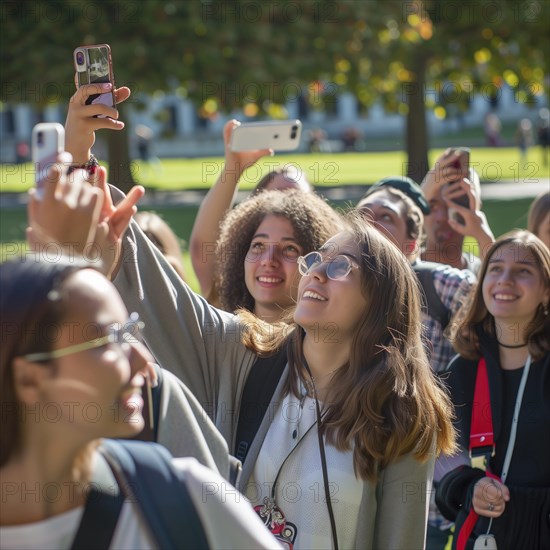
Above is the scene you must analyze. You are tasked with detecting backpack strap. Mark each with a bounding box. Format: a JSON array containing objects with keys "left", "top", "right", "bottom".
[
  {"left": 413, "top": 261, "right": 451, "bottom": 329},
  {"left": 100, "top": 439, "right": 209, "bottom": 550},
  {"left": 70, "top": 489, "right": 124, "bottom": 549},
  {"left": 234, "top": 347, "right": 288, "bottom": 463},
  {"left": 71, "top": 453, "right": 124, "bottom": 550}
]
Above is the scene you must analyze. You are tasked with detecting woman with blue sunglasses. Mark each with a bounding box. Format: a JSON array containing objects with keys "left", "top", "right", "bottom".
[{"left": 101, "top": 200, "right": 457, "bottom": 549}]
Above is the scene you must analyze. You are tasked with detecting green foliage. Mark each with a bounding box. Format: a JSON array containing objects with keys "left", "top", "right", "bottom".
[{"left": 3, "top": 1, "right": 547, "bottom": 112}]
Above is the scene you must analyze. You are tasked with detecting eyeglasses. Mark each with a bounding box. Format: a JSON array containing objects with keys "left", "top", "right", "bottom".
[
  {"left": 297, "top": 251, "right": 358, "bottom": 281},
  {"left": 22, "top": 313, "right": 144, "bottom": 362}
]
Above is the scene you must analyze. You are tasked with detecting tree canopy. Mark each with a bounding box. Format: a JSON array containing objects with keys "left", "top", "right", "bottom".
[{"left": 2, "top": 0, "right": 548, "bottom": 186}]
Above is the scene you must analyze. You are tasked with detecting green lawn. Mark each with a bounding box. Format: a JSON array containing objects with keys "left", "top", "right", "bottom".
[{"left": 1, "top": 147, "right": 546, "bottom": 192}]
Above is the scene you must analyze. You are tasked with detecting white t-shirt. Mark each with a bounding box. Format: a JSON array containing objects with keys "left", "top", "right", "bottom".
[
  {"left": 246, "top": 390, "right": 363, "bottom": 549},
  {"left": 1, "top": 458, "right": 281, "bottom": 550}
]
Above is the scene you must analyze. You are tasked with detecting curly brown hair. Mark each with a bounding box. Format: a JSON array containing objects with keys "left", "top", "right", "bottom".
[{"left": 216, "top": 190, "right": 343, "bottom": 313}]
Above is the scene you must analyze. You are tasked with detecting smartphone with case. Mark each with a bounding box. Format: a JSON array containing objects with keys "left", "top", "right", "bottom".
[
  {"left": 73, "top": 44, "right": 115, "bottom": 113},
  {"left": 32, "top": 122, "right": 65, "bottom": 200},
  {"left": 447, "top": 147, "right": 470, "bottom": 225},
  {"left": 229, "top": 120, "right": 302, "bottom": 152}
]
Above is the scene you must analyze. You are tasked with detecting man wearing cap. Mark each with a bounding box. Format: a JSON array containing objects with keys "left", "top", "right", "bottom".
[
  {"left": 420, "top": 149, "right": 495, "bottom": 274},
  {"left": 356, "top": 176, "right": 478, "bottom": 372},
  {"left": 356, "top": 177, "right": 476, "bottom": 550}
]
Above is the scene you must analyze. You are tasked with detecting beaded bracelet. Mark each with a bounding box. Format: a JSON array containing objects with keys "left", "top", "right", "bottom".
[{"left": 67, "top": 154, "right": 100, "bottom": 175}]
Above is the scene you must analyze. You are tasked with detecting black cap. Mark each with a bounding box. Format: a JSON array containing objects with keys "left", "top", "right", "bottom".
[{"left": 364, "top": 176, "right": 431, "bottom": 215}]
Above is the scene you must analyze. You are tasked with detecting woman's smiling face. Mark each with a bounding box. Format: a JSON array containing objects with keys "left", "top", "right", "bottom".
[
  {"left": 244, "top": 214, "right": 303, "bottom": 319},
  {"left": 482, "top": 242, "right": 549, "bottom": 326},
  {"left": 294, "top": 232, "right": 367, "bottom": 344}
]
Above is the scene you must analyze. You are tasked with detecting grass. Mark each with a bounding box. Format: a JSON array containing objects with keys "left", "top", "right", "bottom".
[{"left": 1, "top": 147, "right": 547, "bottom": 192}]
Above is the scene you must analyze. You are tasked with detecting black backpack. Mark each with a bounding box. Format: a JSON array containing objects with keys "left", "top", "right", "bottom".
[
  {"left": 413, "top": 261, "right": 451, "bottom": 329},
  {"left": 234, "top": 348, "right": 288, "bottom": 464}
]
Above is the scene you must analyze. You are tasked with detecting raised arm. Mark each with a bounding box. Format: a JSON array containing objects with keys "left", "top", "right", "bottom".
[
  {"left": 189, "top": 120, "right": 272, "bottom": 298},
  {"left": 110, "top": 194, "right": 257, "bottom": 445},
  {"left": 65, "top": 81, "right": 130, "bottom": 165},
  {"left": 441, "top": 178, "right": 495, "bottom": 259}
]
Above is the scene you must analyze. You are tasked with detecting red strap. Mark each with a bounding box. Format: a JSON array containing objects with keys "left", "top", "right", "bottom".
[
  {"left": 457, "top": 359, "right": 501, "bottom": 550},
  {"left": 470, "top": 358, "right": 494, "bottom": 452}
]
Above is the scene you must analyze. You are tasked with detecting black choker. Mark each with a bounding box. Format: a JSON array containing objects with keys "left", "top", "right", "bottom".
[{"left": 497, "top": 341, "right": 528, "bottom": 349}]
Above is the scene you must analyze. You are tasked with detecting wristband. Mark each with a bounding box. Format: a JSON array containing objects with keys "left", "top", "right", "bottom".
[{"left": 67, "top": 154, "right": 100, "bottom": 175}]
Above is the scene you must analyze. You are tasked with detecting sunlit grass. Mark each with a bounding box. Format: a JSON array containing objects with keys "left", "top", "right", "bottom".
[{"left": 1, "top": 147, "right": 546, "bottom": 192}]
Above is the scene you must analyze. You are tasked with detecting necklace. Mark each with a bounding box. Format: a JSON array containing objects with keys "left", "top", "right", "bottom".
[{"left": 497, "top": 340, "right": 528, "bottom": 349}]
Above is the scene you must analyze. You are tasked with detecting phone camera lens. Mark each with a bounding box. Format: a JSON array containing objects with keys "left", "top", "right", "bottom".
[
  {"left": 76, "top": 52, "right": 85, "bottom": 65},
  {"left": 292, "top": 125, "right": 298, "bottom": 131},
  {"left": 291, "top": 131, "right": 297, "bottom": 139},
  {"left": 37, "top": 131, "right": 43, "bottom": 145}
]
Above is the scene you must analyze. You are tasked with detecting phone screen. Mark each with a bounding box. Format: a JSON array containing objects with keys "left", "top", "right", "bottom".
[{"left": 74, "top": 45, "right": 115, "bottom": 109}]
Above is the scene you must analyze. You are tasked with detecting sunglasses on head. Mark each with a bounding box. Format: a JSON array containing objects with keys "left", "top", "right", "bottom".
[{"left": 297, "top": 251, "right": 358, "bottom": 281}]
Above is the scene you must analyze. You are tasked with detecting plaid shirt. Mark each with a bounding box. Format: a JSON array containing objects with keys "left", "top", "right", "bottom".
[
  {"left": 420, "top": 263, "right": 477, "bottom": 374},
  {"left": 419, "top": 262, "right": 477, "bottom": 530}
]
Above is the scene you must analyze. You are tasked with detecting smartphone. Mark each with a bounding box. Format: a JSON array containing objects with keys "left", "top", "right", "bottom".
[
  {"left": 229, "top": 120, "right": 302, "bottom": 152},
  {"left": 32, "top": 122, "right": 65, "bottom": 199},
  {"left": 73, "top": 44, "right": 115, "bottom": 113},
  {"left": 447, "top": 147, "right": 470, "bottom": 225}
]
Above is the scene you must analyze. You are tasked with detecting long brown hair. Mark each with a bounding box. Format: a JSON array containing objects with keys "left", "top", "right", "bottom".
[
  {"left": 239, "top": 214, "right": 456, "bottom": 482},
  {"left": 450, "top": 230, "right": 550, "bottom": 360}
]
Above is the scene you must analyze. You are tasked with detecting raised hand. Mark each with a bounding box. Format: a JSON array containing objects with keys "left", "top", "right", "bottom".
[
  {"left": 442, "top": 178, "right": 495, "bottom": 257},
  {"left": 27, "top": 152, "right": 104, "bottom": 255},
  {"left": 65, "top": 80, "right": 131, "bottom": 164},
  {"left": 222, "top": 119, "right": 273, "bottom": 175}
]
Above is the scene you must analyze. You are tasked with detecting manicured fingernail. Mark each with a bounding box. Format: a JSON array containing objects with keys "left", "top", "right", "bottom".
[{"left": 102, "top": 83, "right": 112, "bottom": 90}]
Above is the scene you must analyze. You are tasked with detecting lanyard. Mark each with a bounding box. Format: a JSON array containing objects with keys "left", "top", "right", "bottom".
[{"left": 458, "top": 355, "right": 532, "bottom": 550}]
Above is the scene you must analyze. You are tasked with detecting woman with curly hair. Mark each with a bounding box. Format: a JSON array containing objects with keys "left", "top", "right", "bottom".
[
  {"left": 189, "top": 120, "right": 312, "bottom": 303},
  {"left": 215, "top": 189, "right": 342, "bottom": 321},
  {"left": 437, "top": 230, "right": 550, "bottom": 550}
]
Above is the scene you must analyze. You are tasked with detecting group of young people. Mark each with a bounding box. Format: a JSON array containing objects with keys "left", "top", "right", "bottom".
[{"left": 1, "top": 79, "right": 549, "bottom": 550}]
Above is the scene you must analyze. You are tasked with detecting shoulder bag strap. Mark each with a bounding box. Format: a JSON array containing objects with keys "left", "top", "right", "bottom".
[
  {"left": 457, "top": 355, "right": 532, "bottom": 550},
  {"left": 234, "top": 347, "right": 288, "bottom": 463},
  {"left": 469, "top": 358, "right": 495, "bottom": 463}
]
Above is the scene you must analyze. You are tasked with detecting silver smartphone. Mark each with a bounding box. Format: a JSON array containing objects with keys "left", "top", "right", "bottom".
[
  {"left": 32, "top": 122, "right": 65, "bottom": 199},
  {"left": 229, "top": 120, "right": 302, "bottom": 152},
  {"left": 74, "top": 44, "right": 115, "bottom": 112}
]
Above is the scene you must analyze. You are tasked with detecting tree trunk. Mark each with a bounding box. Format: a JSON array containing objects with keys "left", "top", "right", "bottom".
[
  {"left": 405, "top": 52, "right": 430, "bottom": 184},
  {"left": 107, "top": 103, "right": 135, "bottom": 194}
]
